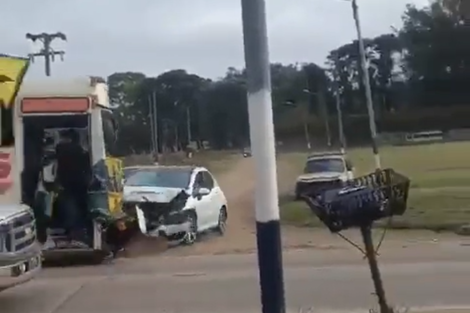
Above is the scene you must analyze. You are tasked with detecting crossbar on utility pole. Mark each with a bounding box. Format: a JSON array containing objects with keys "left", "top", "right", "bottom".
[
  {"left": 26, "top": 32, "right": 67, "bottom": 76},
  {"left": 240, "top": 0, "right": 286, "bottom": 313}
]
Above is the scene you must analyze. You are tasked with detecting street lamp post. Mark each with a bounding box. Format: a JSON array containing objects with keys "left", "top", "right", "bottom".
[
  {"left": 333, "top": 86, "right": 346, "bottom": 154},
  {"left": 186, "top": 105, "right": 192, "bottom": 143},
  {"left": 349, "top": 0, "right": 381, "bottom": 169},
  {"left": 148, "top": 93, "right": 157, "bottom": 153},
  {"left": 303, "top": 89, "right": 331, "bottom": 148}
]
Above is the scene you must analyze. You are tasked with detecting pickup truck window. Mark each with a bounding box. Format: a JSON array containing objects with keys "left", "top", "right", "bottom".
[{"left": 304, "top": 158, "right": 345, "bottom": 174}]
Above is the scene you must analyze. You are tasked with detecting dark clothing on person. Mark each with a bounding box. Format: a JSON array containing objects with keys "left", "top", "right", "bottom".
[
  {"left": 55, "top": 142, "right": 90, "bottom": 191},
  {"left": 55, "top": 140, "right": 91, "bottom": 245},
  {"left": 56, "top": 190, "right": 85, "bottom": 231}
]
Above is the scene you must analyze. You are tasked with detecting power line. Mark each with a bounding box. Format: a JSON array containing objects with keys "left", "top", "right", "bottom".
[{"left": 26, "top": 32, "right": 67, "bottom": 76}]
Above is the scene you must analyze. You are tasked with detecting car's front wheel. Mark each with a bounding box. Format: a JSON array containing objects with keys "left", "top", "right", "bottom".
[{"left": 183, "top": 212, "right": 198, "bottom": 245}]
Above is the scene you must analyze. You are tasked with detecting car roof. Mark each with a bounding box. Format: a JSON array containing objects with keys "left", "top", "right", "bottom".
[
  {"left": 124, "top": 165, "right": 198, "bottom": 172},
  {"left": 307, "top": 151, "right": 345, "bottom": 159},
  {"left": 124, "top": 165, "right": 159, "bottom": 170}
]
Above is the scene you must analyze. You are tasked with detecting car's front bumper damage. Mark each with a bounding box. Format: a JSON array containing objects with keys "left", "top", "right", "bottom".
[
  {"left": 134, "top": 206, "right": 191, "bottom": 241},
  {"left": 124, "top": 190, "right": 192, "bottom": 242}
]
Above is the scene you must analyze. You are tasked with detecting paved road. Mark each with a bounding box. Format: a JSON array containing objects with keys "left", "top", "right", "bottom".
[
  {"left": 2, "top": 245, "right": 470, "bottom": 313},
  {"left": 1, "top": 153, "right": 470, "bottom": 312}
]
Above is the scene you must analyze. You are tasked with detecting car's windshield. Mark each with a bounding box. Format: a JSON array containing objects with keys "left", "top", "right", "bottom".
[
  {"left": 124, "top": 168, "right": 140, "bottom": 179},
  {"left": 304, "top": 158, "right": 345, "bottom": 174},
  {"left": 124, "top": 168, "right": 191, "bottom": 189}
]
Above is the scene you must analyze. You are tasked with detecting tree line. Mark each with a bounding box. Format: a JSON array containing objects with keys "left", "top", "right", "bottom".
[{"left": 110, "top": 0, "right": 470, "bottom": 154}]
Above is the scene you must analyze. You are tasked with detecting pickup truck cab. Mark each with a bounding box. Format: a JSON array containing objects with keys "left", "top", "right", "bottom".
[{"left": 295, "top": 151, "right": 354, "bottom": 199}]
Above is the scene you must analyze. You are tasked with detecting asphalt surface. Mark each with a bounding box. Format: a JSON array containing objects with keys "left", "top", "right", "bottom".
[
  {"left": 2, "top": 152, "right": 470, "bottom": 312},
  {"left": 2, "top": 245, "right": 470, "bottom": 313}
]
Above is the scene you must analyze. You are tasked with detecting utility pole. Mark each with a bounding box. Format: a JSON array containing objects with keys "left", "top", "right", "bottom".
[
  {"left": 26, "top": 32, "right": 67, "bottom": 76},
  {"left": 334, "top": 86, "right": 346, "bottom": 154},
  {"left": 186, "top": 106, "right": 192, "bottom": 143},
  {"left": 350, "top": 0, "right": 381, "bottom": 169},
  {"left": 333, "top": 55, "right": 346, "bottom": 153},
  {"left": 303, "top": 114, "right": 312, "bottom": 150},
  {"left": 152, "top": 92, "right": 158, "bottom": 153},
  {"left": 148, "top": 94, "right": 156, "bottom": 153},
  {"left": 317, "top": 89, "right": 332, "bottom": 148},
  {"left": 241, "top": 0, "right": 286, "bottom": 313},
  {"left": 285, "top": 100, "right": 311, "bottom": 149}
]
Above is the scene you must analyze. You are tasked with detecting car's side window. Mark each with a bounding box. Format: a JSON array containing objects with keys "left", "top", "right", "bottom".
[
  {"left": 193, "top": 172, "right": 204, "bottom": 189},
  {"left": 202, "top": 171, "right": 214, "bottom": 190}
]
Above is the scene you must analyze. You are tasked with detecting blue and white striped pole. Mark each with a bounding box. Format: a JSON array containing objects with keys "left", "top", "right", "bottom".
[{"left": 240, "top": 1, "right": 286, "bottom": 313}]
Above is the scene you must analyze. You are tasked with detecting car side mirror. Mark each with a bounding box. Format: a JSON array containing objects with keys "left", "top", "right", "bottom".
[{"left": 196, "top": 187, "right": 210, "bottom": 196}]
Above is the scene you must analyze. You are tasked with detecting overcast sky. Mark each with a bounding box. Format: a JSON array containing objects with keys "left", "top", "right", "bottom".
[{"left": 2, "top": 0, "right": 427, "bottom": 80}]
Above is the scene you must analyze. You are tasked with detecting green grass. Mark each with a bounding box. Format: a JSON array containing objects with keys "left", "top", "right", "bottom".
[
  {"left": 159, "top": 150, "right": 239, "bottom": 174},
  {"left": 279, "top": 142, "right": 470, "bottom": 231}
]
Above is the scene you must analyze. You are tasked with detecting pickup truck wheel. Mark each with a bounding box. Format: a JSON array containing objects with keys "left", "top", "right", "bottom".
[
  {"left": 183, "top": 213, "right": 198, "bottom": 245},
  {"left": 216, "top": 206, "right": 227, "bottom": 235}
]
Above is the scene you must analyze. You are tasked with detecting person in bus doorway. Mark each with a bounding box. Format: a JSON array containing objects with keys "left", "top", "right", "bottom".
[{"left": 55, "top": 129, "right": 91, "bottom": 248}]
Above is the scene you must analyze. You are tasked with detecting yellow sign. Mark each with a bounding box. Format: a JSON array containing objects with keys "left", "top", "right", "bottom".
[
  {"left": 0, "top": 54, "right": 30, "bottom": 108},
  {"left": 104, "top": 157, "right": 124, "bottom": 215}
]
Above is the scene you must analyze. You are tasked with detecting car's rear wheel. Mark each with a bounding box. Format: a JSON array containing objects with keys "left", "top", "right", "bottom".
[
  {"left": 216, "top": 206, "right": 227, "bottom": 235},
  {"left": 183, "top": 212, "right": 198, "bottom": 245}
]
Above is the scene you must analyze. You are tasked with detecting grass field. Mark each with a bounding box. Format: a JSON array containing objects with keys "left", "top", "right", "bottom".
[
  {"left": 125, "top": 150, "right": 239, "bottom": 174},
  {"left": 279, "top": 141, "right": 470, "bottom": 231},
  {"left": 159, "top": 150, "right": 240, "bottom": 174}
]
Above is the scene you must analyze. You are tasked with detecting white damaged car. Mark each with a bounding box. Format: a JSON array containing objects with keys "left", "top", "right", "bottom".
[
  {"left": 295, "top": 152, "right": 354, "bottom": 199},
  {"left": 123, "top": 166, "right": 228, "bottom": 245}
]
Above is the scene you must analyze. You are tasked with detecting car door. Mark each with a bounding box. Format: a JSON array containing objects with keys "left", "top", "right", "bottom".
[
  {"left": 345, "top": 159, "right": 354, "bottom": 180},
  {"left": 192, "top": 171, "right": 212, "bottom": 229},
  {"left": 201, "top": 171, "right": 219, "bottom": 225}
]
